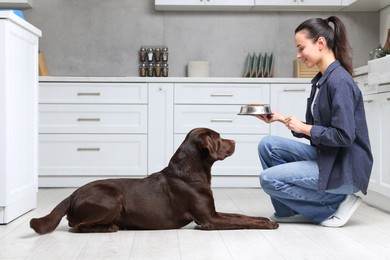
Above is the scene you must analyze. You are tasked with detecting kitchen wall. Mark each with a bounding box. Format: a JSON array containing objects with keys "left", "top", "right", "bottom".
[{"left": 24, "top": 0, "right": 380, "bottom": 77}]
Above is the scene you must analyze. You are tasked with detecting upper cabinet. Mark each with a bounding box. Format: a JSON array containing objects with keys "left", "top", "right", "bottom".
[
  {"left": 253, "top": 0, "right": 345, "bottom": 11},
  {"left": 0, "top": 0, "right": 32, "bottom": 9},
  {"left": 155, "top": 0, "right": 254, "bottom": 11},
  {"left": 156, "top": 0, "right": 389, "bottom": 11}
]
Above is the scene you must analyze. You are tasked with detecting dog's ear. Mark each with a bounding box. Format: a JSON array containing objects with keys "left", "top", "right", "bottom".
[{"left": 199, "top": 134, "right": 219, "bottom": 160}]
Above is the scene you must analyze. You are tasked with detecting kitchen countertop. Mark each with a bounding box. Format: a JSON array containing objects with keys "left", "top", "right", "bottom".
[{"left": 39, "top": 76, "right": 312, "bottom": 84}]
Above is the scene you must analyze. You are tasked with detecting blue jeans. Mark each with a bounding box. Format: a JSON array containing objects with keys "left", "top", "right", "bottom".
[{"left": 258, "top": 135, "right": 346, "bottom": 224}]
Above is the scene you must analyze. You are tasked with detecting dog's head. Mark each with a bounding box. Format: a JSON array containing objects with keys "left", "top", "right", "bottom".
[{"left": 187, "top": 128, "right": 235, "bottom": 162}]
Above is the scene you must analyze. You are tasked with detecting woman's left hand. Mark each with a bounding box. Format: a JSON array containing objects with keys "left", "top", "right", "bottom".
[{"left": 285, "top": 115, "right": 312, "bottom": 136}]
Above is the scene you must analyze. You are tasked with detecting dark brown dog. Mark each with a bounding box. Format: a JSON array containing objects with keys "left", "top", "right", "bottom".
[{"left": 30, "top": 128, "right": 278, "bottom": 234}]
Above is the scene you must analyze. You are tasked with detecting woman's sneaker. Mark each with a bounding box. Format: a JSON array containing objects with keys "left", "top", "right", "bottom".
[{"left": 320, "top": 194, "right": 362, "bottom": 228}]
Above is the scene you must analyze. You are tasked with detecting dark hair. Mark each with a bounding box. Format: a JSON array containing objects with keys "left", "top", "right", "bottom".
[{"left": 295, "top": 16, "right": 353, "bottom": 75}]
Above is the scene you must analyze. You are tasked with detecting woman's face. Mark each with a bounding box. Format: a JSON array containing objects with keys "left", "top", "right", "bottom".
[{"left": 295, "top": 30, "right": 322, "bottom": 68}]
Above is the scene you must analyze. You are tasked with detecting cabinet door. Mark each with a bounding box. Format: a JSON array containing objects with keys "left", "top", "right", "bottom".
[
  {"left": 270, "top": 84, "right": 310, "bottom": 142},
  {"left": 39, "top": 134, "right": 147, "bottom": 176},
  {"left": 39, "top": 83, "right": 147, "bottom": 104},
  {"left": 363, "top": 94, "right": 380, "bottom": 193},
  {"left": 174, "top": 104, "right": 269, "bottom": 134},
  {"left": 39, "top": 104, "right": 147, "bottom": 134},
  {"left": 156, "top": 0, "right": 253, "bottom": 10},
  {"left": 155, "top": 0, "right": 203, "bottom": 5},
  {"left": 209, "top": 0, "right": 253, "bottom": 6},
  {"left": 175, "top": 83, "right": 270, "bottom": 105},
  {"left": 148, "top": 83, "right": 174, "bottom": 174},
  {"left": 255, "top": 0, "right": 296, "bottom": 5},
  {"left": 378, "top": 92, "right": 390, "bottom": 197},
  {"left": 299, "top": 0, "right": 341, "bottom": 6}
]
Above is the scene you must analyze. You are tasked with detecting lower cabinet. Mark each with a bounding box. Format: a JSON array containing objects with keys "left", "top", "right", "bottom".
[
  {"left": 39, "top": 134, "right": 147, "bottom": 178},
  {"left": 38, "top": 82, "right": 149, "bottom": 187},
  {"left": 270, "top": 84, "right": 311, "bottom": 142},
  {"left": 362, "top": 91, "right": 390, "bottom": 211},
  {"left": 38, "top": 79, "right": 312, "bottom": 188}
]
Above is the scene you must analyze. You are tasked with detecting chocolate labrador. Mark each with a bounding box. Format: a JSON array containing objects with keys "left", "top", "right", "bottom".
[{"left": 30, "top": 128, "right": 278, "bottom": 234}]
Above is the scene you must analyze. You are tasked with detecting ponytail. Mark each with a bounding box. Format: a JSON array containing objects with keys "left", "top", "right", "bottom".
[{"left": 295, "top": 16, "right": 353, "bottom": 75}]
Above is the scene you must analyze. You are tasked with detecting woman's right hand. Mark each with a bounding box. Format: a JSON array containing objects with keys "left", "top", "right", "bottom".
[{"left": 255, "top": 111, "right": 286, "bottom": 124}]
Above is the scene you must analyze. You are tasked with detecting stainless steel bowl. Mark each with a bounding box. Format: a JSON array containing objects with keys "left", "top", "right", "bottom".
[{"left": 238, "top": 104, "right": 272, "bottom": 115}]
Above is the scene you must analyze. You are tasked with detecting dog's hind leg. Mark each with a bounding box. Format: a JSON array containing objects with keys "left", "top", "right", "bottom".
[{"left": 67, "top": 186, "right": 124, "bottom": 233}]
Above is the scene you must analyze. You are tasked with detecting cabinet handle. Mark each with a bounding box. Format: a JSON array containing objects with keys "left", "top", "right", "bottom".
[
  {"left": 210, "top": 93, "right": 234, "bottom": 97},
  {"left": 210, "top": 119, "right": 234, "bottom": 123},
  {"left": 77, "top": 92, "right": 101, "bottom": 96},
  {"left": 283, "top": 88, "right": 306, "bottom": 92},
  {"left": 77, "top": 118, "right": 101, "bottom": 122},
  {"left": 77, "top": 148, "right": 100, "bottom": 152},
  {"left": 364, "top": 100, "right": 373, "bottom": 103}
]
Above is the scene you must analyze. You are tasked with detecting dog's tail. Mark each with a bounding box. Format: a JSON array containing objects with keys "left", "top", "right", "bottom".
[{"left": 30, "top": 197, "right": 71, "bottom": 235}]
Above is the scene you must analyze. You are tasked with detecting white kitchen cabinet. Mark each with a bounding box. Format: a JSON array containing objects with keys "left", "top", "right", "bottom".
[
  {"left": 270, "top": 84, "right": 311, "bottom": 142},
  {"left": 147, "top": 83, "right": 174, "bottom": 174},
  {"left": 355, "top": 72, "right": 378, "bottom": 95},
  {"left": 255, "top": 0, "right": 342, "bottom": 6},
  {"left": 377, "top": 92, "right": 390, "bottom": 198},
  {"left": 38, "top": 82, "right": 149, "bottom": 187},
  {"left": 253, "top": 0, "right": 348, "bottom": 11},
  {"left": 38, "top": 77, "right": 311, "bottom": 188},
  {"left": 362, "top": 91, "right": 390, "bottom": 211},
  {"left": 363, "top": 94, "right": 380, "bottom": 195},
  {"left": 155, "top": 0, "right": 254, "bottom": 11},
  {"left": 174, "top": 82, "right": 270, "bottom": 187},
  {"left": 359, "top": 57, "right": 390, "bottom": 212},
  {"left": 0, "top": 11, "right": 41, "bottom": 223}
]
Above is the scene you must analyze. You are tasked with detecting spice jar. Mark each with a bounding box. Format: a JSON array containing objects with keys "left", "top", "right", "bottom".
[
  {"left": 162, "top": 63, "right": 169, "bottom": 77},
  {"left": 154, "top": 48, "right": 161, "bottom": 62},
  {"left": 155, "top": 63, "right": 162, "bottom": 77},
  {"left": 162, "top": 47, "right": 168, "bottom": 62},
  {"left": 139, "top": 63, "right": 147, "bottom": 77},
  {"left": 147, "top": 63, "right": 154, "bottom": 77},
  {"left": 139, "top": 47, "right": 146, "bottom": 62},
  {"left": 147, "top": 48, "right": 154, "bottom": 62}
]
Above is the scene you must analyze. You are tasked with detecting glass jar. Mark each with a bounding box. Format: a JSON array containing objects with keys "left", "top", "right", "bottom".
[
  {"left": 139, "top": 63, "right": 147, "bottom": 77},
  {"left": 162, "top": 47, "right": 168, "bottom": 62},
  {"left": 147, "top": 48, "right": 154, "bottom": 62},
  {"left": 162, "top": 63, "right": 169, "bottom": 77},
  {"left": 139, "top": 47, "right": 147, "bottom": 62},
  {"left": 155, "top": 63, "right": 162, "bottom": 77},
  {"left": 154, "top": 48, "right": 161, "bottom": 62},
  {"left": 147, "top": 63, "right": 154, "bottom": 77}
]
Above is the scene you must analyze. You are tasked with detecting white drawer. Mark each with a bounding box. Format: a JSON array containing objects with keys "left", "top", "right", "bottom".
[
  {"left": 355, "top": 74, "right": 378, "bottom": 95},
  {"left": 174, "top": 105, "right": 269, "bottom": 134},
  {"left": 39, "top": 134, "right": 147, "bottom": 176},
  {"left": 39, "top": 83, "right": 147, "bottom": 104},
  {"left": 39, "top": 104, "right": 147, "bottom": 134},
  {"left": 175, "top": 134, "right": 264, "bottom": 176},
  {"left": 175, "top": 83, "right": 270, "bottom": 104}
]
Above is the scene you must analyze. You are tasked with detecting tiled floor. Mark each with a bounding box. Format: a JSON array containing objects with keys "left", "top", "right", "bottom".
[{"left": 1, "top": 188, "right": 390, "bottom": 259}]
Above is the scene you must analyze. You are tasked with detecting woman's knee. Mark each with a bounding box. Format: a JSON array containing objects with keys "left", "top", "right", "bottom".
[{"left": 259, "top": 169, "right": 275, "bottom": 193}]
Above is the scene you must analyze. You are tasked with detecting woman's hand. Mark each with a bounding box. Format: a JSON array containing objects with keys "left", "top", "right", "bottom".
[
  {"left": 255, "top": 111, "right": 286, "bottom": 124},
  {"left": 285, "top": 115, "right": 312, "bottom": 136}
]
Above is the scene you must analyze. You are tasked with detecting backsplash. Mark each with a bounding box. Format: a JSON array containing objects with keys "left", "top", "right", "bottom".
[{"left": 24, "top": 0, "right": 379, "bottom": 77}]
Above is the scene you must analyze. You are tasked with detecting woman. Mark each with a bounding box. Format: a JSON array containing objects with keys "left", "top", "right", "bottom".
[{"left": 257, "top": 16, "right": 373, "bottom": 227}]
